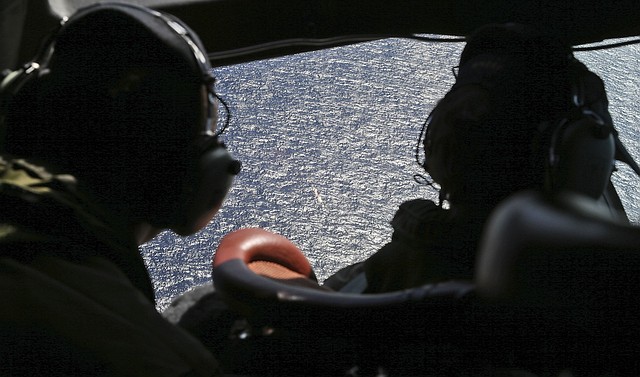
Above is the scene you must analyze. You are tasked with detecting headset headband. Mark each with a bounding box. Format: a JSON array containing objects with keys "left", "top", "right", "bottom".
[{"left": 1, "top": 2, "right": 230, "bottom": 147}]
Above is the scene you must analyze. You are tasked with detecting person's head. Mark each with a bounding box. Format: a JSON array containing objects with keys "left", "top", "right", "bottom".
[
  {"left": 1, "top": 3, "right": 240, "bottom": 236},
  {"left": 422, "top": 23, "right": 615, "bottom": 213}
]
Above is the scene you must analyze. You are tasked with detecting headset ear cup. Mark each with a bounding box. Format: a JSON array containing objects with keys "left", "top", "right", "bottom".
[
  {"left": 550, "top": 118, "right": 615, "bottom": 199},
  {"left": 0, "top": 70, "right": 20, "bottom": 145},
  {"left": 172, "top": 141, "right": 241, "bottom": 235},
  {"left": 1, "top": 69, "right": 29, "bottom": 128},
  {"left": 1, "top": 66, "right": 47, "bottom": 151}
]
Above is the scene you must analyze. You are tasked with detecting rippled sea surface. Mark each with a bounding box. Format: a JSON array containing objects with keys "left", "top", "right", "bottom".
[{"left": 142, "top": 38, "right": 640, "bottom": 311}]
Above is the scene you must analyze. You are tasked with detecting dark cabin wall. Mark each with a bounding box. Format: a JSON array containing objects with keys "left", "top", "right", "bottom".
[{"left": 4, "top": 0, "right": 640, "bottom": 71}]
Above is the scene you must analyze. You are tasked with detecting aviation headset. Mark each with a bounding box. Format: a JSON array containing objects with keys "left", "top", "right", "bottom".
[
  {"left": 544, "top": 58, "right": 615, "bottom": 199},
  {"left": 419, "top": 28, "right": 618, "bottom": 202},
  {"left": 0, "top": 3, "right": 241, "bottom": 235}
]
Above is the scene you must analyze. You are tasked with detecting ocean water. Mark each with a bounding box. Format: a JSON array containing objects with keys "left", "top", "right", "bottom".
[{"left": 142, "top": 38, "right": 640, "bottom": 311}]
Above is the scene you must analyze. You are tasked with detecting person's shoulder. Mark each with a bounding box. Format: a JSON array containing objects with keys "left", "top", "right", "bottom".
[
  {"left": 395, "top": 199, "right": 448, "bottom": 223},
  {"left": 390, "top": 199, "right": 451, "bottom": 240}
]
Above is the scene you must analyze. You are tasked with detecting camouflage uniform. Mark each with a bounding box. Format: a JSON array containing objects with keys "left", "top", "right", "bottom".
[{"left": 0, "top": 156, "right": 220, "bottom": 376}]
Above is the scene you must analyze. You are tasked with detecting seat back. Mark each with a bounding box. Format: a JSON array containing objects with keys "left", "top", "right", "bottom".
[
  {"left": 212, "top": 228, "right": 480, "bottom": 374},
  {"left": 477, "top": 191, "right": 640, "bottom": 333},
  {"left": 211, "top": 214, "right": 640, "bottom": 374},
  {"left": 212, "top": 228, "right": 474, "bottom": 338}
]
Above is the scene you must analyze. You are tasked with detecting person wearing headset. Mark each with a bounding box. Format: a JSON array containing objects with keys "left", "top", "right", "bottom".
[
  {"left": 0, "top": 3, "right": 239, "bottom": 376},
  {"left": 325, "top": 23, "right": 624, "bottom": 293}
]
